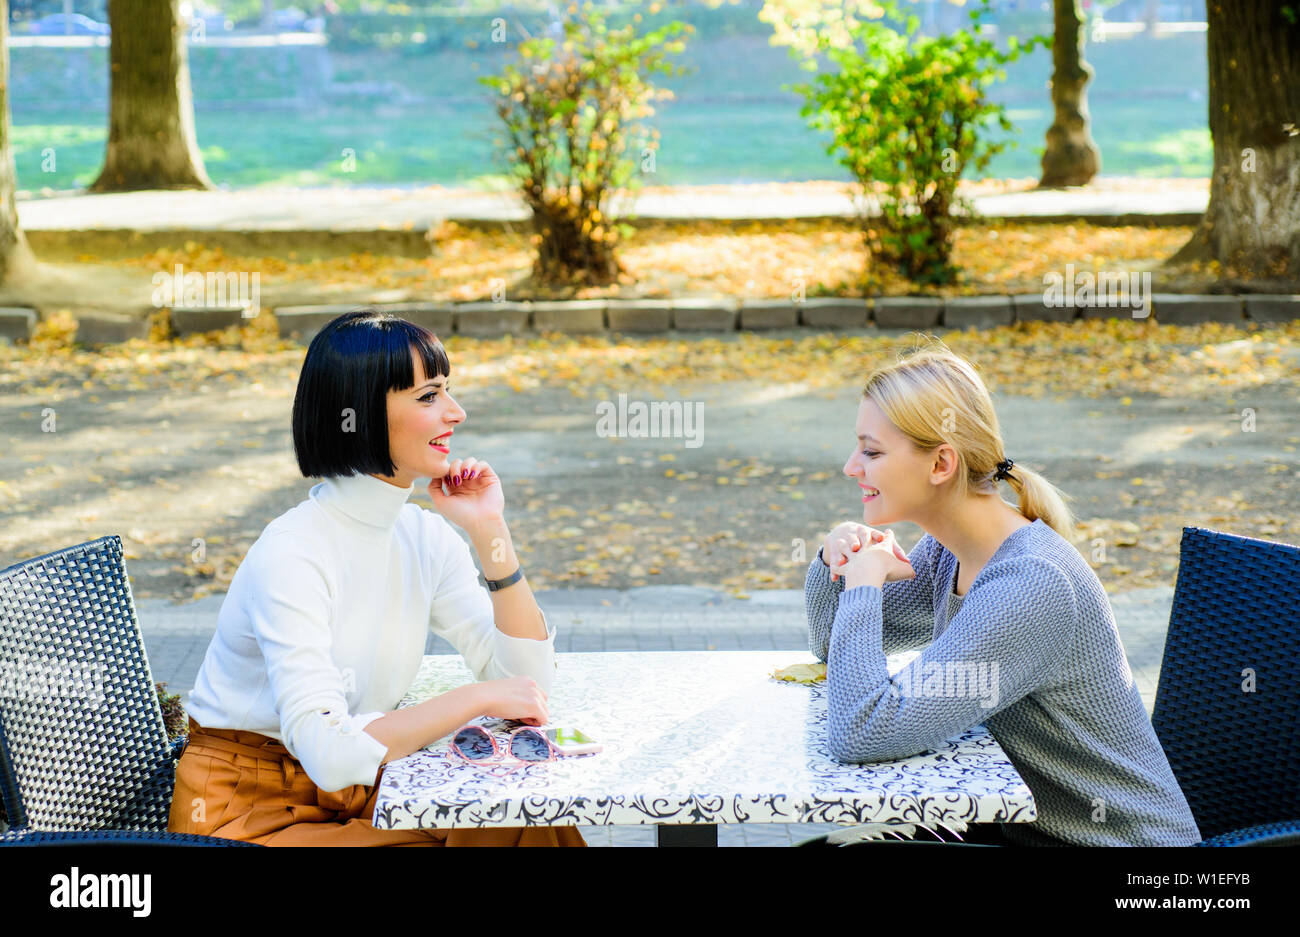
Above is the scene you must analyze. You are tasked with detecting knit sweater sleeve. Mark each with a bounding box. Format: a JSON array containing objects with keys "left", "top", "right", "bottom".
[
  {"left": 805, "top": 536, "right": 940, "bottom": 663},
  {"left": 426, "top": 512, "right": 558, "bottom": 696},
  {"left": 243, "top": 534, "right": 389, "bottom": 793},
  {"left": 824, "top": 555, "right": 1077, "bottom": 764}
]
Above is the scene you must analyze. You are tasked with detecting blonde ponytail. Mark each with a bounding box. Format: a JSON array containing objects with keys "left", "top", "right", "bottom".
[
  {"left": 999, "top": 461, "right": 1076, "bottom": 544},
  {"left": 863, "top": 335, "right": 1077, "bottom": 543}
]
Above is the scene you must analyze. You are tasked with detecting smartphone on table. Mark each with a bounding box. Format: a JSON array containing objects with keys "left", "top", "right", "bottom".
[{"left": 545, "top": 727, "right": 602, "bottom": 756}]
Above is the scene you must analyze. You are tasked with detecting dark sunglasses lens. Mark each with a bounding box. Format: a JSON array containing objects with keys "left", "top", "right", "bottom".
[
  {"left": 510, "top": 730, "right": 551, "bottom": 762},
  {"left": 453, "top": 728, "right": 495, "bottom": 760}
]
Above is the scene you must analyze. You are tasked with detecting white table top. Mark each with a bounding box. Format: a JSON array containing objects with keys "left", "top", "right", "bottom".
[{"left": 371, "top": 650, "right": 1036, "bottom": 830}]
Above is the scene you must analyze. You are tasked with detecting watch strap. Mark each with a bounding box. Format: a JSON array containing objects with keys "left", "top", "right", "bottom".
[{"left": 483, "top": 566, "right": 525, "bottom": 592}]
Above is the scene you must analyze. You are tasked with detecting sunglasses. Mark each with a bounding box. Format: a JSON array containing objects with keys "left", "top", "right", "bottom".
[{"left": 448, "top": 724, "right": 559, "bottom": 765}]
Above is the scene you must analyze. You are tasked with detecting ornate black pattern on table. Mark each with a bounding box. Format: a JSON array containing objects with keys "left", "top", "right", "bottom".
[{"left": 371, "top": 651, "right": 1035, "bottom": 830}]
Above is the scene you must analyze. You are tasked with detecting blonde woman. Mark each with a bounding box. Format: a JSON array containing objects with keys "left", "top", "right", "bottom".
[
  {"left": 169, "top": 310, "right": 585, "bottom": 846},
  {"left": 806, "top": 340, "right": 1200, "bottom": 846}
]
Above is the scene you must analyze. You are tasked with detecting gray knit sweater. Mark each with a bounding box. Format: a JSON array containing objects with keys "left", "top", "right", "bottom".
[{"left": 805, "top": 519, "right": 1202, "bottom": 846}]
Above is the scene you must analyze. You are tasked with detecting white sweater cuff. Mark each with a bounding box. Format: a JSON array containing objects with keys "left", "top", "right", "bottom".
[
  {"left": 490, "top": 609, "right": 559, "bottom": 694},
  {"left": 292, "top": 707, "right": 390, "bottom": 792}
]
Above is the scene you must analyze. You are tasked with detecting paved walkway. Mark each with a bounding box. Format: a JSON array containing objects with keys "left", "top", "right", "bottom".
[
  {"left": 18, "top": 178, "right": 1207, "bottom": 233},
  {"left": 139, "top": 583, "right": 1176, "bottom": 847}
]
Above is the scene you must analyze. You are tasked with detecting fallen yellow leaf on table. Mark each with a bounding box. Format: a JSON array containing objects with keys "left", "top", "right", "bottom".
[{"left": 771, "top": 662, "right": 827, "bottom": 684}]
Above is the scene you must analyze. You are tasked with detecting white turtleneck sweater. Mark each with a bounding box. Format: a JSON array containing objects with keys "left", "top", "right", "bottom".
[{"left": 185, "top": 472, "right": 557, "bottom": 792}]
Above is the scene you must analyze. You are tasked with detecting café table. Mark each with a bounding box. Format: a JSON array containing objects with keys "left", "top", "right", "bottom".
[{"left": 370, "top": 650, "right": 1037, "bottom": 846}]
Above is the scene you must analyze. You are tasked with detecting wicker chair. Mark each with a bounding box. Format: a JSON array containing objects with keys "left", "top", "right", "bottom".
[
  {"left": 1152, "top": 526, "right": 1300, "bottom": 847},
  {"left": 0, "top": 535, "right": 258, "bottom": 846}
]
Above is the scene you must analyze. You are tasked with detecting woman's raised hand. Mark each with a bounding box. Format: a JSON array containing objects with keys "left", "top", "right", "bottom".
[
  {"left": 822, "top": 522, "right": 910, "bottom": 583},
  {"left": 427, "top": 457, "right": 506, "bottom": 529}
]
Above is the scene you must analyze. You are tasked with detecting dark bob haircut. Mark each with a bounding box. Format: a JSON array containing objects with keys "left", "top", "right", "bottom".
[{"left": 292, "top": 309, "right": 451, "bottom": 478}]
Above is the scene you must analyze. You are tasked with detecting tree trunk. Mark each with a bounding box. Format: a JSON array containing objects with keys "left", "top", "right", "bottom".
[
  {"left": 0, "top": 0, "right": 36, "bottom": 283},
  {"left": 1039, "top": 0, "right": 1101, "bottom": 188},
  {"left": 89, "top": 0, "right": 213, "bottom": 192},
  {"left": 528, "top": 192, "right": 623, "bottom": 287},
  {"left": 1170, "top": 2, "right": 1300, "bottom": 279},
  {"left": 1143, "top": 0, "right": 1159, "bottom": 36}
]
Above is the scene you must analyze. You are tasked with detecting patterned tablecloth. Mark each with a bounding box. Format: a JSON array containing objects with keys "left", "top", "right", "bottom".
[{"left": 371, "top": 650, "right": 1036, "bottom": 831}]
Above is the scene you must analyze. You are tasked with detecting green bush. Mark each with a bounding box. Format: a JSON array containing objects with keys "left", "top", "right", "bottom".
[
  {"left": 156, "top": 681, "right": 188, "bottom": 742},
  {"left": 479, "top": 2, "right": 692, "bottom": 286},
  {"left": 793, "top": 0, "right": 1042, "bottom": 285}
]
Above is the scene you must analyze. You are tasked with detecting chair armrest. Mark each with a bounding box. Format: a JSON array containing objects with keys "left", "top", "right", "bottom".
[
  {"left": 0, "top": 829, "right": 263, "bottom": 847},
  {"left": 1196, "top": 819, "right": 1300, "bottom": 847}
]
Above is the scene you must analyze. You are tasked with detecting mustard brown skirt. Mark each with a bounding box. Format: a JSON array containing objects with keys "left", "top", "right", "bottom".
[{"left": 168, "top": 717, "right": 587, "bottom": 847}]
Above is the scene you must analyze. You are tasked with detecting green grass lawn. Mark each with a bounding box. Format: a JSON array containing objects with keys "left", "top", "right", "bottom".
[{"left": 13, "top": 32, "right": 1211, "bottom": 190}]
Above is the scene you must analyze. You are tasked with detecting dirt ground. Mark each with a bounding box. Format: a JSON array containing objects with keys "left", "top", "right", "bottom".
[{"left": 3, "top": 320, "right": 1298, "bottom": 602}]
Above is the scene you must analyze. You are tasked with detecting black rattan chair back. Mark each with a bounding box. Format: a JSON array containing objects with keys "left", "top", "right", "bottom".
[
  {"left": 0, "top": 536, "right": 177, "bottom": 833},
  {"left": 1151, "top": 527, "right": 1300, "bottom": 840}
]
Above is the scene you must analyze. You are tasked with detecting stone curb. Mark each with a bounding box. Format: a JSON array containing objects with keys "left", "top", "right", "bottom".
[
  {"left": 0, "top": 307, "right": 37, "bottom": 344},
  {"left": 798, "top": 297, "right": 868, "bottom": 328},
  {"left": 1012, "top": 293, "right": 1079, "bottom": 323},
  {"left": 1243, "top": 295, "right": 1300, "bottom": 324},
  {"left": 871, "top": 297, "right": 942, "bottom": 329},
  {"left": 1150, "top": 294, "right": 1244, "bottom": 325},
  {"left": 75, "top": 311, "right": 154, "bottom": 344},
  {"left": 530, "top": 300, "right": 607, "bottom": 334},
  {"left": 272, "top": 304, "right": 355, "bottom": 344},
  {"left": 944, "top": 296, "right": 1014, "bottom": 330},
  {"left": 739, "top": 298, "right": 800, "bottom": 330},
  {"left": 453, "top": 301, "right": 529, "bottom": 337},
  {"left": 22, "top": 293, "right": 1300, "bottom": 345},
  {"left": 670, "top": 297, "right": 740, "bottom": 332},
  {"left": 607, "top": 299, "right": 672, "bottom": 333},
  {"left": 169, "top": 306, "right": 254, "bottom": 337}
]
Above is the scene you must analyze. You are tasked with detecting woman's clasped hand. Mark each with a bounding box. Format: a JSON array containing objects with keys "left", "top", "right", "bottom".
[{"left": 822, "top": 522, "right": 916, "bottom": 587}]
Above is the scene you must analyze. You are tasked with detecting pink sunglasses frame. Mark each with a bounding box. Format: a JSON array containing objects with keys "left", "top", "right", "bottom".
[{"left": 447, "top": 724, "right": 560, "bottom": 766}]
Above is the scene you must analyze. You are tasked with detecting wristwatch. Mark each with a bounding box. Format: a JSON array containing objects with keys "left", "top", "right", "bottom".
[{"left": 483, "top": 566, "right": 525, "bottom": 592}]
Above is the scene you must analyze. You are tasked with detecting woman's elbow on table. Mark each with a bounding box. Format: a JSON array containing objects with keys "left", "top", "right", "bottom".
[
  {"left": 824, "top": 703, "right": 887, "bottom": 763},
  {"left": 285, "top": 710, "right": 389, "bottom": 793},
  {"left": 826, "top": 729, "right": 933, "bottom": 765},
  {"left": 824, "top": 693, "right": 935, "bottom": 764},
  {"left": 826, "top": 732, "right": 891, "bottom": 764},
  {"left": 288, "top": 739, "right": 380, "bottom": 793}
]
